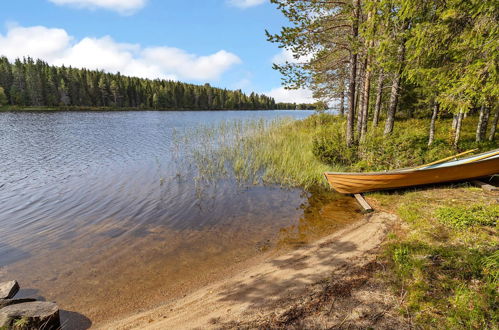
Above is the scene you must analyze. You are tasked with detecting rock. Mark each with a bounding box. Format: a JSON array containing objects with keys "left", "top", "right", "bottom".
[
  {"left": 0, "top": 280, "right": 19, "bottom": 299},
  {"left": 0, "top": 301, "right": 60, "bottom": 329},
  {"left": 0, "top": 298, "right": 37, "bottom": 309}
]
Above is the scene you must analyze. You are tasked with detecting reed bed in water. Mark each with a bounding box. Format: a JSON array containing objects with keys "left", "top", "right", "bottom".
[{"left": 175, "top": 117, "right": 336, "bottom": 190}]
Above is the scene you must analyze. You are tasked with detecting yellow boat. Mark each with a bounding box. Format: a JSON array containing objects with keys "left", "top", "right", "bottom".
[{"left": 324, "top": 149, "right": 499, "bottom": 194}]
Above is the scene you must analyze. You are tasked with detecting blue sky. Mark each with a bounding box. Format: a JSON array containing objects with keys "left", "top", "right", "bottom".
[{"left": 0, "top": 0, "right": 313, "bottom": 103}]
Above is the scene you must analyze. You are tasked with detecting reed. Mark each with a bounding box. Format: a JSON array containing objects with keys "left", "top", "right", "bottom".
[{"left": 176, "top": 116, "right": 337, "bottom": 190}]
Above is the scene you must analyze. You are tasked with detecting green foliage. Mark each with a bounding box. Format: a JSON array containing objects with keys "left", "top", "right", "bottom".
[
  {"left": 312, "top": 114, "right": 498, "bottom": 171},
  {"left": 436, "top": 204, "right": 498, "bottom": 229},
  {"left": 187, "top": 113, "right": 497, "bottom": 191},
  {"left": 12, "top": 317, "right": 30, "bottom": 328},
  {"left": 402, "top": 0, "right": 498, "bottom": 114},
  {"left": 312, "top": 123, "right": 359, "bottom": 167},
  {"left": 267, "top": 0, "right": 355, "bottom": 107}
]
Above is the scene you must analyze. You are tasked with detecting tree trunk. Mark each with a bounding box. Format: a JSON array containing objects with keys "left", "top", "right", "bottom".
[
  {"left": 355, "top": 56, "right": 365, "bottom": 139},
  {"left": 384, "top": 43, "right": 405, "bottom": 135},
  {"left": 428, "top": 103, "right": 439, "bottom": 146},
  {"left": 360, "top": 57, "right": 372, "bottom": 141},
  {"left": 453, "top": 111, "right": 464, "bottom": 148},
  {"left": 372, "top": 70, "right": 384, "bottom": 127},
  {"left": 339, "top": 86, "right": 345, "bottom": 116},
  {"left": 452, "top": 115, "right": 458, "bottom": 131},
  {"left": 489, "top": 107, "right": 499, "bottom": 141},
  {"left": 475, "top": 105, "right": 490, "bottom": 142},
  {"left": 346, "top": 0, "right": 360, "bottom": 147}
]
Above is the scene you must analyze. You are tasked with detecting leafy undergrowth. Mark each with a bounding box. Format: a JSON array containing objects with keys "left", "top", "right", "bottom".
[
  {"left": 312, "top": 113, "right": 498, "bottom": 171},
  {"left": 370, "top": 185, "right": 499, "bottom": 329}
]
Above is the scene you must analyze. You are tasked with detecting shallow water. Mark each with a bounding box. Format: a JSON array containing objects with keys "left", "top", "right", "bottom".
[{"left": 0, "top": 110, "right": 361, "bottom": 328}]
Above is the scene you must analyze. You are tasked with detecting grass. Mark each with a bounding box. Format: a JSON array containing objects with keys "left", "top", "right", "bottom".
[
  {"left": 371, "top": 186, "right": 498, "bottom": 329},
  {"left": 436, "top": 204, "right": 498, "bottom": 229},
  {"left": 181, "top": 116, "right": 336, "bottom": 190}
]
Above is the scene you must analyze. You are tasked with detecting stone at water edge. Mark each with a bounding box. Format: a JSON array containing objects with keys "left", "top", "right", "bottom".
[
  {"left": 0, "top": 280, "right": 19, "bottom": 299},
  {"left": 0, "top": 301, "right": 60, "bottom": 329},
  {"left": 0, "top": 298, "right": 37, "bottom": 309}
]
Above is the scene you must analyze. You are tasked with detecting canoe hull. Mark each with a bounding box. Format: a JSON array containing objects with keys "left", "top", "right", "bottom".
[{"left": 324, "top": 157, "right": 499, "bottom": 194}]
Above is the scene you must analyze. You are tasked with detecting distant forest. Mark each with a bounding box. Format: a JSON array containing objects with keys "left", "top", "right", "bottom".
[{"left": 0, "top": 57, "right": 314, "bottom": 110}]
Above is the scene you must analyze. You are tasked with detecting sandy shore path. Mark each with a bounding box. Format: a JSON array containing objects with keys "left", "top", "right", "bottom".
[{"left": 99, "top": 212, "right": 397, "bottom": 330}]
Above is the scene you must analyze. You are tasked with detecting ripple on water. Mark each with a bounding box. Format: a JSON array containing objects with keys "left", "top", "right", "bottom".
[{"left": 0, "top": 110, "right": 361, "bottom": 325}]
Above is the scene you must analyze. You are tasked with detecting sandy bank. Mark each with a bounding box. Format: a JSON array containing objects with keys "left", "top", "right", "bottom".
[{"left": 99, "top": 211, "right": 402, "bottom": 329}]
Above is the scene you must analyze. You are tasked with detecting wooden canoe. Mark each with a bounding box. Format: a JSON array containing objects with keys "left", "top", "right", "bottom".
[{"left": 324, "top": 151, "right": 499, "bottom": 194}]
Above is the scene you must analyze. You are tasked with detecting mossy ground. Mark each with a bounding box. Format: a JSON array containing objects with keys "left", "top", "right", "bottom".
[{"left": 370, "top": 185, "right": 498, "bottom": 329}]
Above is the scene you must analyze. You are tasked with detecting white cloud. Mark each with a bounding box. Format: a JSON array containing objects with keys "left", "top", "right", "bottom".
[
  {"left": 268, "top": 50, "right": 316, "bottom": 104},
  {"left": 272, "top": 48, "right": 313, "bottom": 65},
  {"left": 266, "top": 86, "right": 315, "bottom": 104},
  {"left": 228, "top": 0, "right": 266, "bottom": 9},
  {"left": 0, "top": 24, "right": 241, "bottom": 82},
  {"left": 142, "top": 48, "right": 241, "bottom": 81},
  {"left": 48, "top": 0, "right": 147, "bottom": 15},
  {"left": 0, "top": 25, "right": 73, "bottom": 62}
]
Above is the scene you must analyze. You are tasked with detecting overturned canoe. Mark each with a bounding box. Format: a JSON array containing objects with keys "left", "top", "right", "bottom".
[{"left": 324, "top": 150, "right": 499, "bottom": 194}]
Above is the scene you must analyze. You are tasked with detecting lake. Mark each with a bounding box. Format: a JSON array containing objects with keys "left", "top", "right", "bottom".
[{"left": 0, "top": 110, "right": 361, "bottom": 328}]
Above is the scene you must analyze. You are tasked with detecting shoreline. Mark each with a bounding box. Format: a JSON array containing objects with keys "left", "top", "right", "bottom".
[
  {"left": 97, "top": 211, "right": 401, "bottom": 329},
  {"left": 0, "top": 106, "right": 305, "bottom": 112}
]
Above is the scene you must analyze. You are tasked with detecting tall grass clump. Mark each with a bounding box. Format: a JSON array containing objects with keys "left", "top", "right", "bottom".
[{"left": 182, "top": 115, "right": 338, "bottom": 190}]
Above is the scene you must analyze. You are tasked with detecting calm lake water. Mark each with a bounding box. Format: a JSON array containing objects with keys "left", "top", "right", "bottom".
[{"left": 0, "top": 110, "right": 361, "bottom": 328}]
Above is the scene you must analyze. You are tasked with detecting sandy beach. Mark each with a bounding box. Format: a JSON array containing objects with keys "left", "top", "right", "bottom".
[{"left": 99, "top": 211, "right": 404, "bottom": 329}]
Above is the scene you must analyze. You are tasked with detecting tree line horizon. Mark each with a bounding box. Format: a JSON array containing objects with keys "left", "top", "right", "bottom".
[{"left": 0, "top": 56, "right": 317, "bottom": 111}]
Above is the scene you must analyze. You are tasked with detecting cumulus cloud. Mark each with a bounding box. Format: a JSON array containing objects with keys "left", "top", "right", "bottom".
[
  {"left": 272, "top": 48, "right": 313, "bottom": 65},
  {"left": 0, "top": 24, "right": 241, "bottom": 82},
  {"left": 227, "top": 0, "right": 266, "bottom": 9},
  {"left": 0, "top": 25, "right": 73, "bottom": 62},
  {"left": 268, "top": 50, "right": 316, "bottom": 104},
  {"left": 48, "top": 0, "right": 147, "bottom": 15},
  {"left": 142, "top": 48, "right": 241, "bottom": 81},
  {"left": 266, "top": 86, "right": 315, "bottom": 104}
]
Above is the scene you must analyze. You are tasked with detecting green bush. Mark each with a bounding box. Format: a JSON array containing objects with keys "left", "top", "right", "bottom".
[
  {"left": 309, "top": 115, "right": 498, "bottom": 172},
  {"left": 312, "top": 129, "right": 359, "bottom": 167}
]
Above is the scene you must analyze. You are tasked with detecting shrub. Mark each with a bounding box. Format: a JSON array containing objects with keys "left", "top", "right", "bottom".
[{"left": 312, "top": 129, "right": 359, "bottom": 167}]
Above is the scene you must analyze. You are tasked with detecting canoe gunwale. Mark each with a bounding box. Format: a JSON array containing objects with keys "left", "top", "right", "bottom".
[{"left": 324, "top": 155, "right": 499, "bottom": 194}]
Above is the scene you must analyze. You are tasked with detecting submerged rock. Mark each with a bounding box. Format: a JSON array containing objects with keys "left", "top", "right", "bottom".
[
  {"left": 0, "top": 301, "right": 60, "bottom": 329},
  {"left": 0, "top": 281, "right": 19, "bottom": 299}
]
